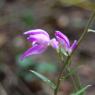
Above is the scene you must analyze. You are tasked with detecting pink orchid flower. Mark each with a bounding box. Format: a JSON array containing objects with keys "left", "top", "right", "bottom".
[
  {"left": 20, "top": 29, "right": 58, "bottom": 60},
  {"left": 55, "top": 31, "right": 77, "bottom": 55}
]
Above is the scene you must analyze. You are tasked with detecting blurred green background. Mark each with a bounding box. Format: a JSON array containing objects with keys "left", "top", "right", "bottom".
[{"left": 0, "top": 0, "right": 95, "bottom": 95}]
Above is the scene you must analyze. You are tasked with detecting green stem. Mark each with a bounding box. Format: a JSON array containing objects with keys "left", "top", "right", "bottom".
[
  {"left": 75, "top": 72, "right": 81, "bottom": 89},
  {"left": 68, "top": 59, "right": 81, "bottom": 91},
  {"left": 66, "top": 67, "right": 78, "bottom": 91},
  {"left": 78, "top": 11, "right": 95, "bottom": 47},
  {"left": 54, "top": 11, "right": 95, "bottom": 95},
  {"left": 54, "top": 56, "right": 70, "bottom": 95}
]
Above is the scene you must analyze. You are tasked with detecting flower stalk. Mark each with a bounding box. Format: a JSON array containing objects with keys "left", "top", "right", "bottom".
[
  {"left": 54, "top": 11, "right": 95, "bottom": 95},
  {"left": 54, "top": 55, "right": 70, "bottom": 95}
]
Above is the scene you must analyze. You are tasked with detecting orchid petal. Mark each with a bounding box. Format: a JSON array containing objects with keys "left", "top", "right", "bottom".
[
  {"left": 24, "top": 29, "right": 49, "bottom": 38},
  {"left": 70, "top": 40, "right": 77, "bottom": 51},
  {"left": 27, "top": 36, "right": 37, "bottom": 42},
  {"left": 50, "top": 38, "right": 59, "bottom": 49},
  {"left": 20, "top": 45, "right": 47, "bottom": 60},
  {"left": 67, "top": 40, "right": 77, "bottom": 54},
  {"left": 28, "top": 34, "right": 50, "bottom": 44},
  {"left": 55, "top": 31, "right": 70, "bottom": 48}
]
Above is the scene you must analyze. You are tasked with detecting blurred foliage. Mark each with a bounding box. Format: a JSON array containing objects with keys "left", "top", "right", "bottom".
[
  {"left": 0, "top": 0, "right": 5, "bottom": 8},
  {"left": 59, "top": 0, "right": 95, "bottom": 11},
  {"left": 24, "top": 72, "right": 34, "bottom": 81},
  {"left": 17, "top": 70, "right": 35, "bottom": 81},
  {"left": 59, "top": 0, "right": 86, "bottom": 6},
  {"left": 36, "top": 62, "right": 57, "bottom": 73},
  {"left": 17, "top": 55, "right": 57, "bottom": 73},
  {"left": 21, "top": 13, "right": 34, "bottom": 27},
  {"left": 16, "top": 55, "right": 36, "bottom": 69},
  {"left": 13, "top": 36, "right": 25, "bottom": 48},
  {"left": 16, "top": 55, "right": 57, "bottom": 82},
  {"left": 77, "top": 1, "right": 95, "bottom": 11}
]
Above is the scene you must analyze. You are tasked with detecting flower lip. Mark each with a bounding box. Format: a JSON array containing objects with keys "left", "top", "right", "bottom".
[{"left": 20, "top": 44, "right": 48, "bottom": 60}]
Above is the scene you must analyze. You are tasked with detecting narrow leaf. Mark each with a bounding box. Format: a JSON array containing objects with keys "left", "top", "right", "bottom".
[
  {"left": 29, "top": 70, "right": 56, "bottom": 89},
  {"left": 88, "top": 29, "right": 95, "bottom": 33},
  {"left": 71, "top": 85, "right": 91, "bottom": 95}
]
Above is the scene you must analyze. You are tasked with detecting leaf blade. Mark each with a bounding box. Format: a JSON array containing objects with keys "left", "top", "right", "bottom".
[
  {"left": 29, "top": 70, "right": 56, "bottom": 89},
  {"left": 71, "top": 85, "right": 91, "bottom": 95},
  {"left": 88, "top": 29, "right": 95, "bottom": 33}
]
